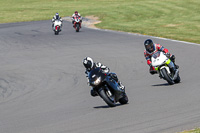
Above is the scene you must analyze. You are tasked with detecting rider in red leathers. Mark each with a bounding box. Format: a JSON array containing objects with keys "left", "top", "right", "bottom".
[
  {"left": 144, "top": 39, "right": 178, "bottom": 75},
  {"left": 71, "top": 11, "right": 82, "bottom": 28}
]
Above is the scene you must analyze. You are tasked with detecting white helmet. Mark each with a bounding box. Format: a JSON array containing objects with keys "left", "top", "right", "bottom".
[{"left": 83, "top": 57, "right": 94, "bottom": 70}]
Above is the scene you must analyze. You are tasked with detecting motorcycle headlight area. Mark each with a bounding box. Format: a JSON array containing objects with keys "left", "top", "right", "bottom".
[{"left": 92, "top": 77, "right": 101, "bottom": 85}]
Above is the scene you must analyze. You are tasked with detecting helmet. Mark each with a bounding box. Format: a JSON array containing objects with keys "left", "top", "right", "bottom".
[
  {"left": 55, "top": 13, "right": 59, "bottom": 19},
  {"left": 75, "top": 11, "right": 78, "bottom": 15},
  {"left": 83, "top": 57, "right": 94, "bottom": 70},
  {"left": 144, "top": 39, "right": 155, "bottom": 53}
]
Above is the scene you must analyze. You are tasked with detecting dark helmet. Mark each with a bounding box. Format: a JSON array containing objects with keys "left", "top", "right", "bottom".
[
  {"left": 144, "top": 39, "right": 155, "bottom": 53},
  {"left": 83, "top": 57, "right": 94, "bottom": 70},
  {"left": 75, "top": 11, "right": 78, "bottom": 15},
  {"left": 55, "top": 13, "right": 59, "bottom": 19}
]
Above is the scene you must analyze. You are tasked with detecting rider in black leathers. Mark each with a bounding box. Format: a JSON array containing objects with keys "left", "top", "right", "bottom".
[{"left": 83, "top": 57, "right": 125, "bottom": 96}]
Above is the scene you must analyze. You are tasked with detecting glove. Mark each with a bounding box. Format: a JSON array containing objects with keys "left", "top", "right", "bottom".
[
  {"left": 147, "top": 60, "right": 152, "bottom": 66},
  {"left": 165, "top": 53, "right": 170, "bottom": 58},
  {"left": 109, "top": 73, "right": 118, "bottom": 82},
  {"left": 170, "top": 55, "right": 175, "bottom": 62}
]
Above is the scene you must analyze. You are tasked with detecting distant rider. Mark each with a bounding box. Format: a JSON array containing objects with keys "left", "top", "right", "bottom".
[
  {"left": 72, "top": 11, "right": 82, "bottom": 28},
  {"left": 52, "top": 13, "right": 63, "bottom": 30},
  {"left": 144, "top": 39, "right": 178, "bottom": 75},
  {"left": 83, "top": 57, "right": 125, "bottom": 97}
]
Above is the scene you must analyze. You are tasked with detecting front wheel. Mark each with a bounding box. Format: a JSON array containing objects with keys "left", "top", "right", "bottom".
[
  {"left": 54, "top": 31, "right": 59, "bottom": 35},
  {"left": 98, "top": 89, "right": 116, "bottom": 107},
  {"left": 160, "top": 68, "right": 174, "bottom": 85},
  {"left": 76, "top": 24, "right": 79, "bottom": 32}
]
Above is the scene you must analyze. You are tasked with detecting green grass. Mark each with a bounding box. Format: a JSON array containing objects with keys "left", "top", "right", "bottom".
[
  {"left": 180, "top": 128, "right": 200, "bottom": 133},
  {"left": 0, "top": 0, "right": 200, "bottom": 43}
]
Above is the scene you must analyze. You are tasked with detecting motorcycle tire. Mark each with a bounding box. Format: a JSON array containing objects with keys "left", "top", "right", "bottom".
[
  {"left": 76, "top": 24, "right": 79, "bottom": 32},
  {"left": 161, "top": 68, "right": 174, "bottom": 85},
  {"left": 98, "top": 89, "right": 116, "bottom": 107},
  {"left": 55, "top": 31, "right": 59, "bottom": 35},
  {"left": 119, "top": 93, "right": 128, "bottom": 105}
]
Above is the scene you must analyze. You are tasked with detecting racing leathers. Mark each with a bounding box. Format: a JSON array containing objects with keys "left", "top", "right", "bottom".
[
  {"left": 52, "top": 15, "right": 63, "bottom": 30},
  {"left": 85, "top": 62, "right": 125, "bottom": 97},
  {"left": 144, "top": 43, "right": 177, "bottom": 75},
  {"left": 71, "top": 13, "right": 82, "bottom": 27}
]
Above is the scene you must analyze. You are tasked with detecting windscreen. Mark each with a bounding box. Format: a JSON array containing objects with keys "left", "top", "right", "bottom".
[{"left": 152, "top": 51, "right": 161, "bottom": 59}]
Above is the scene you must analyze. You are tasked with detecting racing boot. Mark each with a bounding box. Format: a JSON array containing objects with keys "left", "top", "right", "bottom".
[
  {"left": 175, "top": 65, "right": 179, "bottom": 69},
  {"left": 150, "top": 66, "right": 157, "bottom": 75},
  {"left": 90, "top": 88, "right": 98, "bottom": 97}
]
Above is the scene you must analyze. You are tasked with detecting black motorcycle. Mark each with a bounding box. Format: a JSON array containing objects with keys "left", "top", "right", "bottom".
[{"left": 88, "top": 68, "right": 128, "bottom": 107}]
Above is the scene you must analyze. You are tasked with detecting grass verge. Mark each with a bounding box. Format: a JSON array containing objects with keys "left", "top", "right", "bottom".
[
  {"left": 0, "top": 0, "right": 199, "bottom": 43},
  {"left": 180, "top": 128, "right": 200, "bottom": 133}
]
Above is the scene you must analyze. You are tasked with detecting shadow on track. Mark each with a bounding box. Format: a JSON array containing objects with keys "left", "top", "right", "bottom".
[
  {"left": 152, "top": 82, "right": 181, "bottom": 87},
  {"left": 93, "top": 103, "right": 129, "bottom": 109},
  {"left": 152, "top": 83, "right": 170, "bottom": 86}
]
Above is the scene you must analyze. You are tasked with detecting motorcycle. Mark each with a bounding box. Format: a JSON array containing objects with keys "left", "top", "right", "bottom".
[
  {"left": 53, "top": 20, "right": 62, "bottom": 35},
  {"left": 151, "top": 51, "right": 181, "bottom": 85},
  {"left": 73, "top": 16, "right": 81, "bottom": 32},
  {"left": 88, "top": 67, "right": 128, "bottom": 107}
]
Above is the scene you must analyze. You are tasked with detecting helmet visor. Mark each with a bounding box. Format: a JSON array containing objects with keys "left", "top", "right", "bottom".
[
  {"left": 145, "top": 43, "right": 154, "bottom": 52},
  {"left": 56, "top": 15, "right": 59, "bottom": 19},
  {"left": 84, "top": 60, "right": 92, "bottom": 69}
]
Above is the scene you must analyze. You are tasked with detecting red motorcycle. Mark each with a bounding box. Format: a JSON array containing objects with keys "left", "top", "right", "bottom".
[{"left": 73, "top": 16, "right": 81, "bottom": 32}]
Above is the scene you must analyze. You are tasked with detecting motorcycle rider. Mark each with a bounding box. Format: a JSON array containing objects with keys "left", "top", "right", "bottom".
[
  {"left": 83, "top": 57, "right": 125, "bottom": 97},
  {"left": 52, "top": 13, "right": 63, "bottom": 30},
  {"left": 144, "top": 39, "right": 178, "bottom": 75},
  {"left": 72, "top": 11, "right": 82, "bottom": 28}
]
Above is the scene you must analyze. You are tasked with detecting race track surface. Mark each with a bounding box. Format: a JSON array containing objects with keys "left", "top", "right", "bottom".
[{"left": 0, "top": 20, "right": 200, "bottom": 133}]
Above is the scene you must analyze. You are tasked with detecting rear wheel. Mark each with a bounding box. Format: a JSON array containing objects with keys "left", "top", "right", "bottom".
[
  {"left": 161, "top": 68, "right": 174, "bottom": 85},
  {"left": 98, "top": 89, "right": 116, "bottom": 107}
]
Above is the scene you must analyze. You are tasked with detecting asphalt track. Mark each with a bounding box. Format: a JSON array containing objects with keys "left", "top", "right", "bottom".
[{"left": 0, "top": 20, "right": 200, "bottom": 133}]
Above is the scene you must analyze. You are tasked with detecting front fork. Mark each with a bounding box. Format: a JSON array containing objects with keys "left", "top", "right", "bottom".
[
  {"left": 73, "top": 22, "right": 81, "bottom": 28},
  {"left": 155, "top": 59, "right": 177, "bottom": 78}
]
